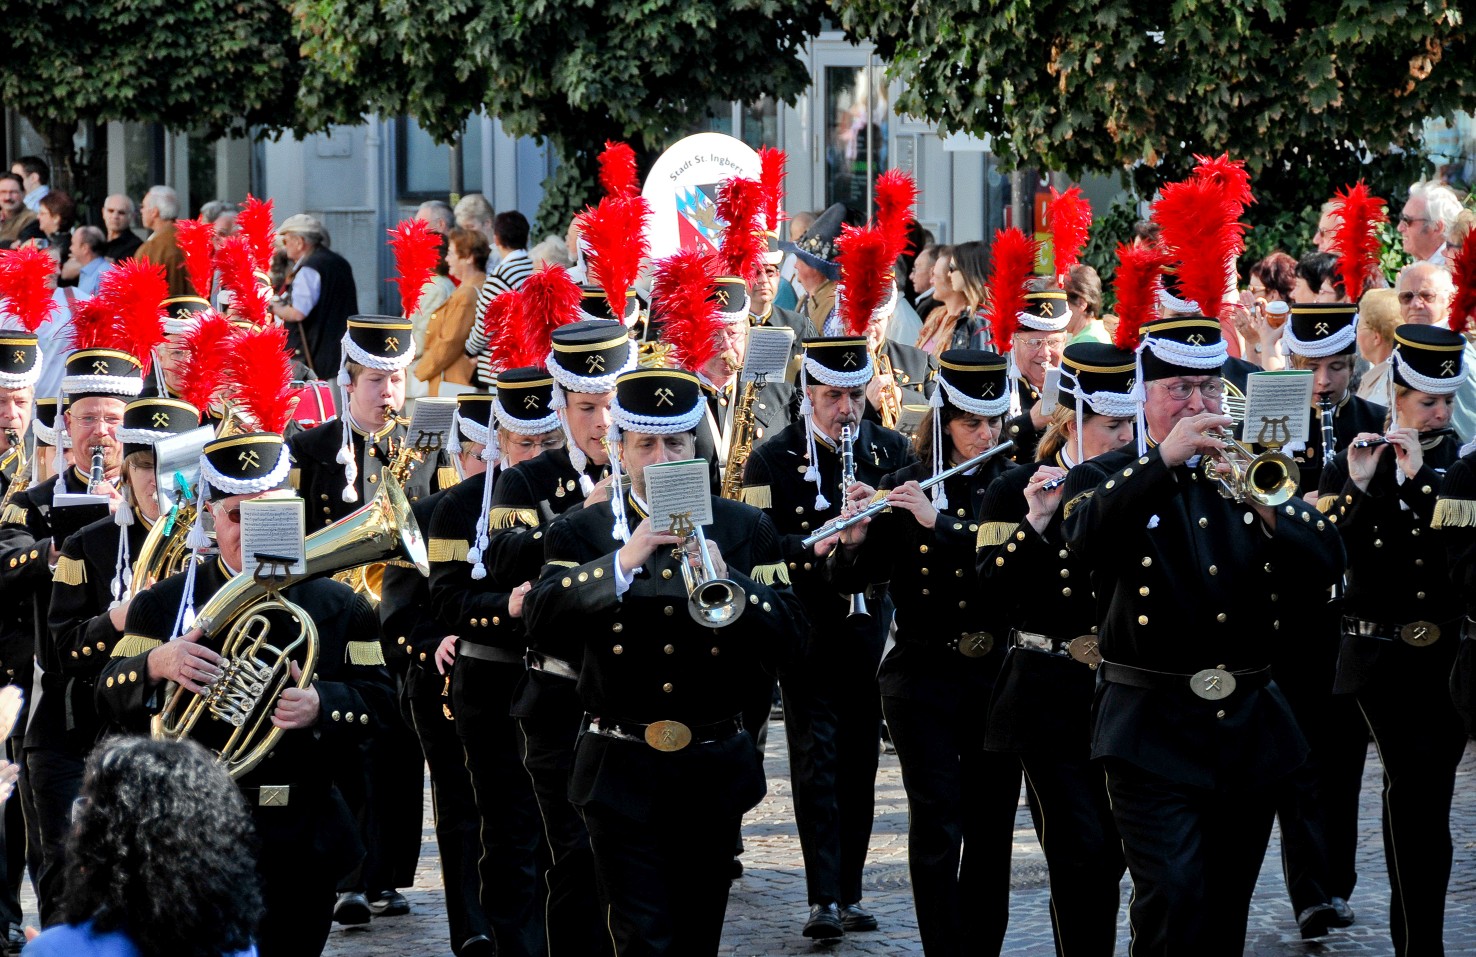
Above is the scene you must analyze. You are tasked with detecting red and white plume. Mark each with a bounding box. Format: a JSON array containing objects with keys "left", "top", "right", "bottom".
[
  {"left": 482, "top": 290, "right": 528, "bottom": 372},
  {"left": 836, "top": 225, "right": 895, "bottom": 337},
  {"left": 174, "top": 218, "right": 216, "bottom": 299},
  {"left": 93, "top": 260, "right": 170, "bottom": 374},
  {"left": 1112, "top": 242, "right": 1172, "bottom": 351},
  {"left": 215, "top": 235, "right": 267, "bottom": 328},
  {"left": 758, "top": 147, "right": 787, "bottom": 232},
  {"left": 178, "top": 311, "right": 237, "bottom": 412},
  {"left": 653, "top": 249, "right": 724, "bottom": 372},
  {"left": 224, "top": 322, "right": 295, "bottom": 434},
  {"left": 1449, "top": 239, "right": 1476, "bottom": 335},
  {"left": 715, "top": 176, "right": 766, "bottom": 283},
  {"left": 1152, "top": 153, "right": 1253, "bottom": 320},
  {"left": 0, "top": 247, "right": 59, "bottom": 332},
  {"left": 598, "top": 141, "right": 641, "bottom": 199},
  {"left": 1329, "top": 181, "right": 1387, "bottom": 300},
  {"left": 1046, "top": 186, "right": 1092, "bottom": 285},
  {"left": 873, "top": 169, "right": 918, "bottom": 263},
  {"left": 236, "top": 195, "right": 276, "bottom": 274},
  {"left": 486, "top": 265, "right": 581, "bottom": 373},
  {"left": 389, "top": 219, "right": 442, "bottom": 318},
  {"left": 984, "top": 228, "right": 1040, "bottom": 353},
  {"left": 580, "top": 193, "right": 650, "bottom": 320}
]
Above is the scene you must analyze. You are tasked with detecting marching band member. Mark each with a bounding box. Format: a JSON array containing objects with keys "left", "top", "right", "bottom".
[
  {"left": 1439, "top": 256, "right": 1476, "bottom": 735},
  {"left": 524, "top": 366, "right": 805, "bottom": 957},
  {"left": 748, "top": 147, "right": 806, "bottom": 335}
]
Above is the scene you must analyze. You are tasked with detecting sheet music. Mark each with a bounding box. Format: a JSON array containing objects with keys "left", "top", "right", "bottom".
[
  {"left": 1241, "top": 370, "right": 1314, "bottom": 446},
  {"left": 742, "top": 326, "right": 794, "bottom": 381},
  {"left": 643, "top": 459, "right": 715, "bottom": 531},
  {"left": 240, "top": 497, "right": 307, "bottom": 578},
  {"left": 1038, "top": 367, "right": 1062, "bottom": 415},
  {"left": 406, "top": 397, "right": 457, "bottom": 451}
]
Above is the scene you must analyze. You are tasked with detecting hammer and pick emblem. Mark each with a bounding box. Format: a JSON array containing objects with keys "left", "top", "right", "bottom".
[
  {"left": 586, "top": 354, "right": 607, "bottom": 373},
  {"left": 1314, "top": 321, "right": 1330, "bottom": 336},
  {"left": 981, "top": 383, "right": 996, "bottom": 397},
  {"left": 1442, "top": 359, "right": 1456, "bottom": 376},
  {"left": 151, "top": 412, "right": 171, "bottom": 428},
  {"left": 92, "top": 359, "right": 111, "bottom": 375},
  {"left": 384, "top": 336, "right": 400, "bottom": 352},
  {"left": 1187, "top": 333, "right": 1206, "bottom": 346},
  {"left": 654, "top": 388, "right": 675, "bottom": 407},
  {"left": 523, "top": 395, "right": 540, "bottom": 409},
  {"left": 12, "top": 350, "right": 24, "bottom": 364},
  {"left": 714, "top": 288, "right": 732, "bottom": 306},
  {"left": 238, "top": 449, "right": 261, "bottom": 470},
  {"left": 841, "top": 353, "right": 859, "bottom": 368}
]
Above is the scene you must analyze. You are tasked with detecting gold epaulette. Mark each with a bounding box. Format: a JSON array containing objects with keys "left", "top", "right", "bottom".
[
  {"left": 111, "top": 634, "right": 162, "bottom": 658},
  {"left": 489, "top": 507, "right": 539, "bottom": 529},
  {"left": 437, "top": 466, "right": 460, "bottom": 488},
  {"left": 53, "top": 554, "right": 88, "bottom": 586},
  {"left": 975, "top": 521, "right": 1017, "bottom": 549},
  {"left": 1316, "top": 494, "right": 1338, "bottom": 514},
  {"left": 740, "top": 485, "right": 772, "bottom": 509},
  {"left": 0, "top": 504, "right": 27, "bottom": 526},
  {"left": 1062, "top": 490, "right": 1093, "bottom": 519},
  {"left": 1432, "top": 497, "right": 1476, "bottom": 529},
  {"left": 288, "top": 468, "right": 301, "bottom": 489},
  {"left": 346, "top": 640, "right": 386, "bottom": 667},
  {"left": 748, "top": 561, "right": 790, "bottom": 586},
  {"left": 427, "top": 538, "right": 470, "bottom": 563}
]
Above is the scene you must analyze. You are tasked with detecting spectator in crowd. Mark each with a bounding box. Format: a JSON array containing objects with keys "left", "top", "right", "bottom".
[
  {"left": 529, "top": 234, "right": 574, "bottom": 270},
  {"left": 1250, "top": 250, "right": 1298, "bottom": 304},
  {"left": 1396, "top": 260, "right": 1476, "bottom": 439},
  {"left": 406, "top": 234, "right": 456, "bottom": 400},
  {"left": 466, "top": 211, "right": 533, "bottom": 386},
  {"left": 1243, "top": 251, "right": 1298, "bottom": 368},
  {"left": 200, "top": 200, "right": 240, "bottom": 239},
  {"left": 24, "top": 738, "right": 262, "bottom": 957},
  {"left": 1065, "top": 263, "right": 1108, "bottom": 343},
  {"left": 1313, "top": 201, "right": 1340, "bottom": 253},
  {"left": 66, "top": 226, "right": 111, "bottom": 296},
  {"left": 1399, "top": 180, "right": 1463, "bottom": 265},
  {"left": 453, "top": 194, "right": 496, "bottom": 249},
  {"left": 33, "top": 191, "right": 76, "bottom": 267},
  {"left": 0, "top": 173, "right": 41, "bottom": 250},
  {"left": 916, "top": 241, "right": 988, "bottom": 355},
  {"left": 1449, "top": 208, "right": 1476, "bottom": 253},
  {"left": 416, "top": 227, "right": 488, "bottom": 395},
  {"left": 1292, "top": 251, "right": 1343, "bottom": 303},
  {"left": 416, "top": 200, "right": 455, "bottom": 236},
  {"left": 910, "top": 244, "right": 940, "bottom": 318},
  {"left": 10, "top": 156, "right": 49, "bottom": 212},
  {"left": 887, "top": 264, "right": 924, "bottom": 346},
  {"left": 136, "top": 185, "right": 191, "bottom": 297},
  {"left": 270, "top": 213, "right": 359, "bottom": 380},
  {"left": 99, "top": 194, "right": 142, "bottom": 261},
  {"left": 1354, "top": 287, "right": 1400, "bottom": 404}
]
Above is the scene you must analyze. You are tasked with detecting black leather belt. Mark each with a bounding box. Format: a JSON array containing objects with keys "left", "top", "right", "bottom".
[
  {"left": 1099, "top": 660, "right": 1271, "bottom": 701},
  {"left": 528, "top": 652, "right": 579, "bottom": 681},
  {"left": 1011, "top": 629, "right": 1103, "bottom": 667},
  {"left": 456, "top": 640, "right": 524, "bottom": 665},
  {"left": 1344, "top": 615, "right": 1447, "bottom": 648},
  {"left": 581, "top": 713, "right": 744, "bottom": 752}
]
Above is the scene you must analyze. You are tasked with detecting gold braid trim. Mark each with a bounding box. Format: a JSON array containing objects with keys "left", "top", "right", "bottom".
[
  {"left": 1432, "top": 497, "right": 1476, "bottom": 529},
  {"left": 346, "top": 640, "right": 387, "bottom": 667},
  {"left": 489, "top": 507, "right": 539, "bottom": 529},
  {"left": 53, "top": 555, "right": 88, "bottom": 586},
  {"left": 288, "top": 468, "right": 301, "bottom": 489},
  {"left": 975, "top": 521, "right": 1018, "bottom": 549},
  {"left": 0, "top": 504, "right": 27, "bottom": 526},
  {"left": 437, "top": 466, "right": 460, "bottom": 489},
  {"left": 748, "top": 561, "right": 790, "bottom": 586},
  {"left": 739, "top": 485, "right": 772, "bottom": 509},
  {"left": 1315, "top": 494, "right": 1338, "bottom": 514},
  {"left": 1062, "top": 489, "right": 1093, "bottom": 519},
  {"left": 427, "top": 538, "right": 469, "bottom": 563},
  {"left": 545, "top": 560, "right": 578, "bottom": 569},
  {"left": 111, "top": 634, "right": 162, "bottom": 658}
]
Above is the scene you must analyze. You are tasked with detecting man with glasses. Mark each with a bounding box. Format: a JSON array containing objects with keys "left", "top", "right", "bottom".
[
  {"left": 99, "top": 194, "right": 142, "bottom": 262},
  {"left": 1396, "top": 261, "right": 1476, "bottom": 441},
  {"left": 1398, "top": 180, "right": 1463, "bottom": 266},
  {"left": 1003, "top": 288, "right": 1071, "bottom": 462}
]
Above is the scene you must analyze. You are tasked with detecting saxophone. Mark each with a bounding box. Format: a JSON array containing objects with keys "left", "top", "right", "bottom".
[
  {"left": 874, "top": 350, "right": 902, "bottom": 431},
  {"left": 720, "top": 378, "right": 761, "bottom": 500},
  {"left": 0, "top": 430, "right": 29, "bottom": 512}
]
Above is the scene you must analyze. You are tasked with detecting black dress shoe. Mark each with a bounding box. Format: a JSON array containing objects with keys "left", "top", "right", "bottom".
[
  {"left": 1329, "top": 896, "right": 1355, "bottom": 927},
  {"left": 802, "top": 903, "right": 844, "bottom": 939},
  {"left": 333, "top": 891, "right": 372, "bottom": 925},
  {"left": 1297, "top": 902, "right": 1337, "bottom": 939},
  {"left": 459, "top": 935, "right": 496, "bottom": 957},
  {"left": 726, "top": 857, "right": 744, "bottom": 881},
  {"left": 840, "top": 903, "right": 878, "bottom": 932},
  {"left": 369, "top": 890, "right": 411, "bottom": 917}
]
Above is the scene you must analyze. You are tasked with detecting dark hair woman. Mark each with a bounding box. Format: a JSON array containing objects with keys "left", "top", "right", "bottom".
[
  {"left": 915, "top": 241, "right": 990, "bottom": 356},
  {"left": 27, "top": 737, "right": 262, "bottom": 957}
]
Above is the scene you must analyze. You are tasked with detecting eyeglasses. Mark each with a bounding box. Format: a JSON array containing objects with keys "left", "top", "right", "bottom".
[
  {"left": 219, "top": 506, "right": 243, "bottom": 523},
  {"left": 1398, "top": 214, "right": 1431, "bottom": 227},
  {"left": 1398, "top": 290, "right": 1441, "bottom": 305},
  {"left": 508, "top": 437, "right": 564, "bottom": 452},
  {"left": 1016, "top": 335, "right": 1067, "bottom": 350},
  {"left": 1156, "top": 380, "right": 1224, "bottom": 401},
  {"left": 71, "top": 415, "right": 123, "bottom": 429}
]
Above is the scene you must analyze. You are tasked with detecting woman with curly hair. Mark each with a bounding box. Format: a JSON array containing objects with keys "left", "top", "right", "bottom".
[{"left": 26, "top": 737, "right": 263, "bottom": 957}]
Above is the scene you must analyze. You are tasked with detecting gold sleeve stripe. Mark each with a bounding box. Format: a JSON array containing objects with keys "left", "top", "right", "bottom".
[
  {"left": 1316, "top": 494, "right": 1338, "bottom": 515},
  {"left": 346, "top": 639, "right": 387, "bottom": 667},
  {"left": 739, "top": 485, "right": 772, "bottom": 509},
  {"left": 975, "top": 521, "right": 1018, "bottom": 549},
  {"left": 748, "top": 561, "right": 790, "bottom": 586},
  {"left": 489, "top": 507, "right": 540, "bottom": 529},
  {"left": 288, "top": 468, "right": 301, "bottom": 489},
  {"left": 111, "top": 634, "right": 162, "bottom": 658},
  {"left": 53, "top": 555, "right": 88, "bottom": 586},
  {"left": 427, "top": 538, "right": 470, "bottom": 563},
  {"left": 545, "top": 560, "right": 578, "bottom": 569},
  {"left": 0, "top": 504, "right": 27, "bottom": 526},
  {"left": 1432, "top": 497, "right": 1476, "bottom": 529},
  {"left": 437, "top": 466, "right": 460, "bottom": 488}
]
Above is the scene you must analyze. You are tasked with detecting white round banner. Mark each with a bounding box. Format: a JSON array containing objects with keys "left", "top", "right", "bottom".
[{"left": 640, "top": 133, "right": 761, "bottom": 261}]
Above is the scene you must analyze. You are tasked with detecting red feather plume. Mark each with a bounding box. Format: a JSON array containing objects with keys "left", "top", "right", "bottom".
[
  {"left": 1046, "top": 186, "right": 1092, "bottom": 284},
  {"left": 836, "top": 225, "right": 895, "bottom": 337},
  {"left": 1112, "top": 242, "right": 1172, "bottom": 350},
  {"left": 224, "top": 322, "right": 295, "bottom": 434},
  {"left": 68, "top": 297, "right": 114, "bottom": 351},
  {"left": 653, "top": 250, "right": 724, "bottom": 372},
  {"left": 0, "top": 247, "right": 59, "bottom": 332},
  {"left": 94, "top": 260, "right": 169, "bottom": 374},
  {"left": 511, "top": 265, "right": 582, "bottom": 369},
  {"left": 757, "top": 147, "right": 787, "bottom": 231},
  {"left": 482, "top": 290, "right": 528, "bottom": 372},
  {"left": 873, "top": 169, "right": 918, "bottom": 263},
  {"left": 177, "top": 311, "right": 237, "bottom": 412},
  {"left": 1191, "top": 153, "right": 1254, "bottom": 208},
  {"left": 389, "top": 219, "right": 442, "bottom": 318},
  {"left": 598, "top": 141, "right": 640, "bottom": 199},
  {"left": 716, "top": 176, "right": 766, "bottom": 283},
  {"left": 1152, "top": 156, "right": 1252, "bottom": 321},
  {"left": 236, "top": 195, "right": 276, "bottom": 274},
  {"left": 984, "top": 229, "right": 1040, "bottom": 353},
  {"left": 174, "top": 218, "right": 216, "bottom": 299},
  {"left": 580, "top": 195, "right": 650, "bottom": 319},
  {"left": 214, "top": 235, "right": 266, "bottom": 328},
  {"left": 1329, "top": 181, "right": 1387, "bottom": 300},
  {"left": 1449, "top": 239, "right": 1476, "bottom": 335}
]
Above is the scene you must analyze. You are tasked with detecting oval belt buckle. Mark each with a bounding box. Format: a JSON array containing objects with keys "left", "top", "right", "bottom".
[
  {"left": 1400, "top": 621, "right": 1441, "bottom": 647},
  {"left": 1067, "top": 635, "right": 1102, "bottom": 668},
  {"left": 644, "top": 719, "right": 693, "bottom": 752},
  {"left": 958, "top": 632, "right": 994, "bottom": 658},
  {"left": 1189, "top": 667, "right": 1236, "bottom": 701}
]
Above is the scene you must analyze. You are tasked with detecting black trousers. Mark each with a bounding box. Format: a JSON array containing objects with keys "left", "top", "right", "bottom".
[
  {"left": 0, "top": 734, "right": 28, "bottom": 931},
  {"left": 22, "top": 746, "right": 84, "bottom": 927},
  {"left": 518, "top": 682, "right": 604, "bottom": 957},
  {"left": 1357, "top": 682, "right": 1468, "bottom": 957},
  {"left": 1021, "top": 755, "right": 1124, "bottom": 957},
  {"left": 406, "top": 662, "right": 493, "bottom": 953},
  {"left": 883, "top": 692, "right": 1019, "bottom": 957},
  {"left": 450, "top": 657, "right": 545, "bottom": 957},
  {"left": 1103, "top": 759, "right": 1277, "bottom": 957},
  {"left": 583, "top": 802, "right": 738, "bottom": 957},
  {"left": 362, "top": 677, "right": 424, "bottom": 893},
  {"left": 257, "top": 827, "right": 336, "bottom": 957}
]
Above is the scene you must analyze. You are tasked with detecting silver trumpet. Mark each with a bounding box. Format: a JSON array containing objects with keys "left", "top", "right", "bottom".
[
  {"left": 670, "top": 514, "right": 745, "bottom": 628},
  {"left": 839, "top": 425, "right": 870, "bottom": 620}
]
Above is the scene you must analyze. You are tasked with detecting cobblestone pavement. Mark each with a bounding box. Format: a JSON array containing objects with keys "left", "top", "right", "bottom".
[{"left": 305, "top": 723, "right": 1476, "bottom": 957}]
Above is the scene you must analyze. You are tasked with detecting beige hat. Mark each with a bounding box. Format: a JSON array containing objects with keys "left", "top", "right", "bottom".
[{"left": 277, "top": 213, "right": 329, "bottom": 247}]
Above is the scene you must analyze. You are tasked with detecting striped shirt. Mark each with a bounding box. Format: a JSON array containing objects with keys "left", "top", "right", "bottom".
[{"left": 467, "top": 248, "right": 534, "bottom": 386}]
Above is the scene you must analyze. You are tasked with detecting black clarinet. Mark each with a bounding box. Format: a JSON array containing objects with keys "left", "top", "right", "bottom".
[
  {"left": 1317, "top": 395, "right": 1336, "bottom": 467},
  {"left": 87, "top": 445, "right": 107, "bottom": 494}
]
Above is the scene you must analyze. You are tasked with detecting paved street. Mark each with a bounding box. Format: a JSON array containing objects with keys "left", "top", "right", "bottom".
[{"left": 313, "top": 723, "right": 1476, "bottom": 957}]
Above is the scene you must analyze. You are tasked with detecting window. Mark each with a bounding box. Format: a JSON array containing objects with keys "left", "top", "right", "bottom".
[{"left": 396, "top": 116, "right": 484, "bottom": 199}]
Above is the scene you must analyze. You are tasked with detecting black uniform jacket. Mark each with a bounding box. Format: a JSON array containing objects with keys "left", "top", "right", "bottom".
[
  {"left": 383, "top": 491, "right": 451, "bottom": 682},
  {"left": 1293, "top": 393, "right": 1387, "bottom": 499},
  {"left": 693, "top": 377, "right": 794, "bottom": 495},
  {"left": 1320, "top": 435, "right": 1461, "bottom": 695},
  {"left": 1062, "top": 445, "right": 1345, "bottom": 789},
  {"left": 427, "top": 466, "right": 523, "bottom": 662},
  {"left": 1002, "top": 376, "right": 1047, "bottom": 464},
  {"left": 288, "top": 417, "right": 451, "bottom": 531},
  {"left": 1435, "top": 446, "right": 1476, "bottom": 734},
  {"left": 523, "top": 492, "right": 806, "bottom": 822},
  {"left": 752, "top": 305, "right": 810, "bottom": 337}
]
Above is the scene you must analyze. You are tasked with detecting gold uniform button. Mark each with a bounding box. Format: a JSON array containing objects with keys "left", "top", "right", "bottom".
[
  {"left": 921, "top": 567, "right": 929, "bottom": 576},
  {"left": 1141, "top": 557, "right": 1152, "bottom": 568},
  {"left": 800, "top": 522, "right": 810, "bottom": 531},
  {"left": 593, "top": 567, "right": 604, "bottom": 579},
  {"left": 1059, "top": 568, "right": 1070, "bottom": 579},
  {"left": 419, "top": 652, "right": 427, "bottom": 661},
  {"left": 664, "top": 606, "right": 674, "bottom": 616},
  {"left": 1061, "top": 587, "right": 1072, "bottom": 597},
  {"left": 613, "top": 645, "right": 623, "bottom": 654},
  {"left": 711, "top": 647, "right": 720, "bottom": 656},
  {"left": 1198, "top": 517, "right": 1208, "bottom": 528},
  {"left": 1417, "top": 591, "right": 1425, "bottom": 600},
  {"left": 71, "top": 651, "right": 79, "bottom": 659},
  {"left": 1016, "top": 530, "right": 1026, "bottom": 541},
  {"left": 1139, "top": 456, "right": 1149, "bottom": 465},
  {"left": 1006, "top": 543, "right": 1016, "bottom": 552},
  {"left": 562, "top": 577, "right": 572, "bottom": 587},
  {"left": 1138, "top": 586, "right": 1149, "bottom": 596},
  {"left": 480, "top": 618, "right": 489, "bottom": 627},
  {"left": 332, "top": 710, "right": 341, "bottom": 721},
  {"left": 1059, "top": 549, "right": 1069, "bottom": 559},
  {"left": 795, "top": 506, "right": 805, "bottom": 515},
  {"left": 662, "top": 683, "right": 673, "bottom": 693},
  {"left": 578, "top": 572, "right": 589, "bottom": 583},
  {"left": 1217, "top": 613, "right": 1227, "bottom": 623},
  {"left": 995, "top": 557, "right": 1005, "bottom": 567},
  {"left": 128, "top": 671, "right": 137, "bottom": 682},
  {"left": 96, "top": 642, "right": 105, "bottom": 651},
  {"left": 369, "top": 474, "right": 378, "bottom": 484},
  {"left": 664, "top": 645, "right": 674, "bottom": 655},
  {"left": 468, "top": 618, "right": 476, "bottom": 627},
  {"left": 1216, "top": 710, "right": 1226, "bottom": 719},
  {"left": 106, "top": 677, "right": 114, "bottom": 688},
  {"left": 1123, "top": 467, "right": 1134, "bottom": 477},
  {"left": 1415, "top": 558, "right": 1424, "bottom": 567},
  {"left": 82, "top": 646, "right": 92, "bottom": 656},
  {"left": 762, "top": 601, "right": 772, "bottom": 612},
  {"left": 1137, "top": 615, "right": 1149, "bottom": 625},
  {"left": 1105, "top": 480, "right": 1115, "bottom": 490},
  {"left": 1208, "top": 565, "right": 1218, "bottom": 575},
  {"left": 493, "top": 616, "right": 500, "bottom": 626},
  {"left": 662, "top": 569, "right": 673, "bottom": 580},
  {"left": 955, "top": 569, "right": 964, "bottom": 577},
  {"left": 345, "top": 712, "right": 354, "bottom": 722},
  {"left": 320, "top": 494, "right": 329, "bottom": 501},
  {"left": 613, "top": 623, "right": 624, "bottom": 633},
  {"left": 803, "top": 562, "right": 812, "bottom": 571},
  {"left": 360, "top": 714, "right": 369, "bottom": 725},
  {"left": 1422, "top": 485, "right": 1432, "bottom": 495},
  {"left": 396, "top": 635, "right": 406, "bottom": 645},
  {"left": 919, "top": 545, "right": 929, "bottom": 554},
  {"left": 533, "top": 531, "right": 543, "bottom": 540}
]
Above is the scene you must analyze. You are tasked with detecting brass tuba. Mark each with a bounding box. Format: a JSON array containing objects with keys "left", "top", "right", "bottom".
[{"left": 151, "top": 473, "right": 428, "bottom": 778}]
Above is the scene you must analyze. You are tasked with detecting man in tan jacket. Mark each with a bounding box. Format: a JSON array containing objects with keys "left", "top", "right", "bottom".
[{"left": 135, "top": 185, "right": 190, "bottom": 297}]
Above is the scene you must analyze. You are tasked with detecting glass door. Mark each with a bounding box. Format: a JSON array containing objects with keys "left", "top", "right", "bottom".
[{"left": 813, "top": 45, "right": 890, "bottom": 213}]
